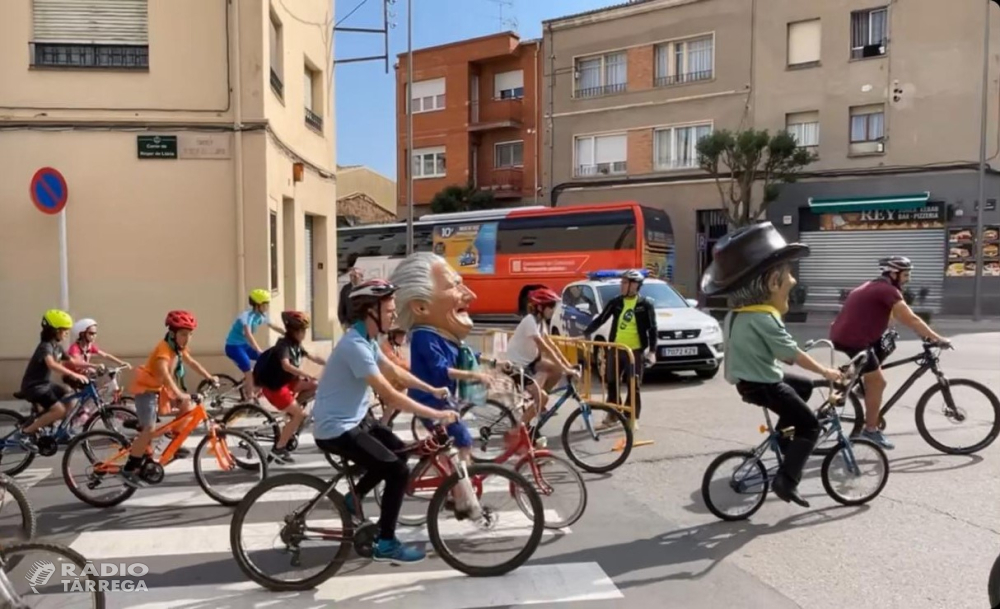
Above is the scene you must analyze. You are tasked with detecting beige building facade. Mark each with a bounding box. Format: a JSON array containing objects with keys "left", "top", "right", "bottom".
[
  {"left": 543, "top": 0, "right": 1000, "bottom": 314},
  {"left": 0, "top": 0, "right": 339, "bottom": 394},
  {"left": 336, "top": 165, "right": 397, "bottom": 225}
]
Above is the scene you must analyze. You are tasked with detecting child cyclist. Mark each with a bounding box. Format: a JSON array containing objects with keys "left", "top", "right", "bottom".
[
  {"left": 17, "top": 310, "right": 91, "bottom": 452},
  {"left": 224, "top": 289, "right": 285, "bottom": 399},
  {"left": 378, "top": 326, "right": 409, "bottom": 427},
  {"left": 252, "top": 311, "right": 326, "bottom": 464},
  {"left": 67, "top": 318, "right": 131, "bottom": 375},
  {"left": 123, "top": 311, "right": 218, "bottom": 488}
]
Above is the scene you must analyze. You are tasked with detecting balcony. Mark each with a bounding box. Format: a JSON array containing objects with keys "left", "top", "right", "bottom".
[
  {"left": 31, "top": 43, "right": 148, "bottom": 69},
  {"left": 575, "top": 162, "right": 626, "bottom": 177},
  {"left": 305, "top": 107, "right": 323, "bottom": 132},
  {"left": 480, "top": 168, "right": 524, "bottom": 199},
  {"left": 469, "top": 98, "right": 523, "bottom": 131},
  {"left": 270, "top": 69, "right": 284, "bottom": 99}
]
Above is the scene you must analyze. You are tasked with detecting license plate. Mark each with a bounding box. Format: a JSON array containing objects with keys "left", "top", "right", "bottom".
[{"left": 661, "top": 346, "right": 699, "bottom": 357}]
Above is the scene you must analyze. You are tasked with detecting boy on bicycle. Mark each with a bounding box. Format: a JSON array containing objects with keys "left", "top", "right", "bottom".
[
  {"left": 252, "top": 311, "right": 326, "bottom": 464},
  {"left": 124, "top": 311, "right": 218, "bottom": 488},
  {"left": 17, "top": 310, "right": 91, "bottom": 452},
  {"left": 224, "top": 289, "right": 285, "bottom": 399},
  {"left": 702, "top": 222, "right": 841, "bottom": 508}
]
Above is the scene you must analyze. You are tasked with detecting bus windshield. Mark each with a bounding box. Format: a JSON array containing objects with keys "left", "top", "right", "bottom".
[{"left": 597, "top": 282, "right": 689, "bottom": 309}]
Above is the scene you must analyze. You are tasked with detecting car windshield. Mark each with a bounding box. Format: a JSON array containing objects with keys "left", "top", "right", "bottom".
[{"left": 596, "top": 282, "right": 689, "bottom": 309}]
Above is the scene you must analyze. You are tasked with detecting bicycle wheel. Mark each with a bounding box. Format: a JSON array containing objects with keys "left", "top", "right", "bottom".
[
  {"left": 914, "top": 379, "right": 1000, "bottom": 455},
  {"left": 410, "top": 415, "right": 432, "bottom": 443},
  {"left": 561, "top": 404, "right": 633, "bottom": 473},
  {"left": 0, "top": 409, "right": 35, "bottom": 477},
  {"left": 988, "top": 551, "right": 1000, "bottom": 607},
  {"left": 1, "top": 541, "right": 105, "bottom": 608},
  {"left": 221, "top": 402, "right": 281, "bottom": 470},
  {"left": 0, "top": 475, "right": 35, "bottom": 544},
  {"left": 194, "top": 428, "right": 269, "bottom": 506},
  {"left": 83, "top": 405, "right": 139, "bottom": 439},
  {"left": 427, "top": 463, "right": 544, "bottom": 577},
  {"left": 374, "top": 456, "right": 450, "bottom": 527},
  {"left": 461, "top": 400, "right": 517, "bottom": 463},
  {"left": 513, "top": 452, "right": 587, "bottom": 529},
  {"left": 820, "top": 437, "right": 889, "bottom": 506},
  {"left": 62, "top": 429, "right": 136, "bottom": 508},
  {"left": 199, "top": 374, "right": 243, "bottom": 413},
  {"left": 701, "top": 450, "right": 769, "bottom": 521},
  {"left": 231, "top": 472, "right": 353, "bottom": 592}
]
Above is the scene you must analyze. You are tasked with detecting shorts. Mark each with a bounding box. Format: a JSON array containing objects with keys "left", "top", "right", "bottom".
[
  {"left": 420, "top": 413, "right": 473, "bottom": 449},
  {"left": 505, "top": 361, "right": 540, "bottom": 392},
  {"left": 225, "top": 343, "right": 260, "bottom": 373},
  {"left": 134, "top": 392, "right": 159, "bottom": 429},
  {"left": 261, "top": 383, "right": 298, "bottom": 410},
  {"left": 833, "top": 341, "right": 887, "bottom": 375},
  {"left": 20, "top": 383, "right": 70, "bottom": 409}
]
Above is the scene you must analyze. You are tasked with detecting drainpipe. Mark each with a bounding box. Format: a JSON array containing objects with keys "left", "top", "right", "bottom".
[
  {"left": 546, "top": 23, "right": 556, "bottom": 206},
  {"left": 231, "top": 0, "right": 247, "bottom": 307},
  {"left": 533, "top": 42, "right": 540, "bottom": 204}
]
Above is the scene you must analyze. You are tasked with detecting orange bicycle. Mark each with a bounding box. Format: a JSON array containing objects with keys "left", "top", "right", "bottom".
[{"left": 61, "top": 392, "right": 269, "bottom": 507}]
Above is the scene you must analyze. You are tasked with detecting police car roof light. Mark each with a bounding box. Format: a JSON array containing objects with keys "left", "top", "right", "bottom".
[{"left": 587, "top": 269, "right": 650, "bottom": 280}]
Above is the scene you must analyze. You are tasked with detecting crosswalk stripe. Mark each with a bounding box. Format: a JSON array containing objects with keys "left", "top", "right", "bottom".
[
  {"left": 106, "top": 563, "right": 621, "bottom": 608},
  {"left": 71, "top": 511, "right": 568, "bottom": 559},
  {"left": 13, "top": 468, "right": 52, "bottom": 490}
]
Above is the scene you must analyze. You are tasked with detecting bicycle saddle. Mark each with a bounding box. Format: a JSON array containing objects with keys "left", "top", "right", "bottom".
[{"left": 12, "top": 391, "right": 25, "bottom": 400}]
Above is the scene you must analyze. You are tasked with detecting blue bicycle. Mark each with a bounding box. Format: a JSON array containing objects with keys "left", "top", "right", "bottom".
[{"left": 0, "top": 366, "right": 138, "bottom": 476}]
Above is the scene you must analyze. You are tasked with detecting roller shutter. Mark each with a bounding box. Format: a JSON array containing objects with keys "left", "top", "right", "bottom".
[
  {"left": 305, "top": 215, "right": 315, "bottom": 332},
  {"left": 33, "top": 0, "right": 148, "bottom": 44}
]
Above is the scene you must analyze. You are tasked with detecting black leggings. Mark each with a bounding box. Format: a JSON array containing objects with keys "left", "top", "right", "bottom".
[
  {"left": 315, "top": 420, "right": 409, "bottom": 541},
  {"left": 607, "top": 348, "right": 645, "bottom": 420}
]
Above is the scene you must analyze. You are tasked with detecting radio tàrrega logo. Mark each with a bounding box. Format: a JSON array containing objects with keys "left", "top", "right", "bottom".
[{"left": 25, "top": 560, "right": 56, "bottom": 593}]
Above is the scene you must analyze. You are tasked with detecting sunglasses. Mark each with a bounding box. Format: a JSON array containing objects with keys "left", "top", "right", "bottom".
[{"left": 85, "top": 331, "right": 97, "bottom": 336}]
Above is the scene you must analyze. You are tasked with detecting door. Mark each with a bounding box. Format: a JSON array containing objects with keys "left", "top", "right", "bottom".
[
  {"left": 696, "top": 209, "right": 729, "bottom": 306},
  {"left": 304, "top": 215, "right": 316, "bottom": 338}
]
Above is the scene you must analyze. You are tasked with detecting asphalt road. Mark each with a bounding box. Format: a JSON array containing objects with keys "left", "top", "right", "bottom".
[{"left": 0, "top": 318, "right": 997, "bottom": 608}]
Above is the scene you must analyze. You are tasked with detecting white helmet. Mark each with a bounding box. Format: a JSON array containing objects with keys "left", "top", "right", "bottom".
[{"left": 71, "top": 318, "right": 97, "bottom": 340}]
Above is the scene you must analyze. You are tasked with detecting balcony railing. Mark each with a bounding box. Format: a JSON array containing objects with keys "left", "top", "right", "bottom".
[
  {"left": 305, "top": 107, "right": 323, "bottom": 131},
  {"left": 575, "top": 162, "right": 626, "bottom": 177},
  {"left": 469, "top": 98, "right": 523, "bottom": 131},
  {"left": 481, "top": 168, "right": 524, "bottom": 198},
  {"left": 270, "top": 69, "right": 284, "bottom": 98},
  {"left": 31, "top": 43, "right": 148, "bottom": 69},
  {"left": 574, "top": 82, "right": 627, "bottom": 98},
  {"left": 654, "top": 69, "right": 713, "bottom": 87}
]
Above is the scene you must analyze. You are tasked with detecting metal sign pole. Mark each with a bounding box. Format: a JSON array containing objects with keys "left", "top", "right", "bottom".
[
  {"left": 974, "top": 0, "right": 991, "bottom": 321},
  {"left": 406, "top": 0, "right": 414, "bottom": 255},
  {"left": 59, "top": 208, "right": 69, "bottom": 311}
]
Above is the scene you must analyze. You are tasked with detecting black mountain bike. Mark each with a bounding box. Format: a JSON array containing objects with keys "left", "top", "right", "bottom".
[{"left": 838, "top": 331, "right": 999, "bottom": 455}]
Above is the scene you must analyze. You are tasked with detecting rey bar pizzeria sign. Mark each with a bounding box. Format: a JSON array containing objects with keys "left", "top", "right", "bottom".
[{"left": 816, "top": 202, "right": 945, "bottom": 231}]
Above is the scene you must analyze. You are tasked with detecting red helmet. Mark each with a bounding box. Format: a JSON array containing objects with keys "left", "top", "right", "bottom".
[
  {"left": 281, "top": 310, "right": 311, "bottom": 330},
  {"left": 528, "top": 288, "right": 560, "bottom": 307},
  {"left": 165, "top": 310, "right": 197, "bottom": 331}
]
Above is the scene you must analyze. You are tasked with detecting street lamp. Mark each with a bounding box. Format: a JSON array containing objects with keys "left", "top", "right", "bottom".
[
  {"left": 976, "top": 0, "right": 1000, "bottom": 319},
  {"left": 405, "top": 0, "right": 414, "bottom": 255}
]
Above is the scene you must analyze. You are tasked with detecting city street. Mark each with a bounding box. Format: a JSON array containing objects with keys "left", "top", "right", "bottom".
[{"left": 3, "top": 319, "right": 998, "bottom": 608}]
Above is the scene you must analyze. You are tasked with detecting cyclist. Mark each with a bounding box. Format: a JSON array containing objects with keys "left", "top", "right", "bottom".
[
  {"left": 830, "top": 256, "right": 951, "bottom": 449},
  {"left": 224, "top": 289, "right": 285, "bottom": 400},
  {"left": 17, "top": 310, "right": 90, "bottom": 452},
  {"left": 377, "top": 326, "right": 409, "bottom": 427},
  {"left": 67, "top": 318, "right": 131, "bottom": 375},
  {"left": 504, "top": 287, "right": 579, "bottom": 442},
  {"left": 124, "top": 311, "right": 218, "bottom": 488},
  {"left": 252, "top": 310, "right": 326, "bottom": 464},
  {"left": 312, "top": 278, "right": 458, "bottom": 565}
]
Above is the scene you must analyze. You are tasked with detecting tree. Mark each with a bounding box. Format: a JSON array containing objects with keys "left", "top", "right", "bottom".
[
  {"left": 429, "top": 183, "right": 496, "bottom": 214},
  {"left": 696, "top": 129, "right": 816, "bottom": 227}
]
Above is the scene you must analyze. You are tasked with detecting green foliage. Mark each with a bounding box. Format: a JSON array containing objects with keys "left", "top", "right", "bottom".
[
  {"left": 429, "top": 183, "right": 496, "bottom": 214},
  {"left": 697, "top": 129, "right": 816, "bottom": 227}
]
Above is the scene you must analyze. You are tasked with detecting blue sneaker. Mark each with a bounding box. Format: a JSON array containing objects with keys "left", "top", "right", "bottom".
[
  {"left": 373, "top": 538, "right": 426, "bottom": 564},
  {"left": 860, "top": 429, "right": 894, "bottom": 450}
]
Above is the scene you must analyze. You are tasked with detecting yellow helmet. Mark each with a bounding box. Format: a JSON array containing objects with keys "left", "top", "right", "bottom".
[
  {"left": 42, "top": 309, "right": 73, "bottom": 330},
  {"left": 249, "top": 289, "right": 271, "bottom": 305}
]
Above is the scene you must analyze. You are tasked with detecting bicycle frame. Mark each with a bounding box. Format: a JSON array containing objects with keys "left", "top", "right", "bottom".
[
  {"left": 0, "top": 562, "right": 27, "bottom": 609},
  {"left": 868, "top": 348, "right": 945, "bottom": 420}
]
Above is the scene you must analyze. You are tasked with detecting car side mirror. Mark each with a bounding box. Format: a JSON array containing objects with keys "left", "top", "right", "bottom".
[
  {"left": 576, "top": 302, "right": 592, "bottom": 314},
  {"left": 686, "top": 299, "right": 699, "bottom": 308}
]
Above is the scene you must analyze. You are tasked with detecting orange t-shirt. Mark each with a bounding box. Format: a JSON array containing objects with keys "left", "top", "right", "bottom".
[
  {"left": 130, "top": 340, "right": 185, "bottom": 396},
  {"left": 380, "top": 340, "right": 408, "bottom": 390}
]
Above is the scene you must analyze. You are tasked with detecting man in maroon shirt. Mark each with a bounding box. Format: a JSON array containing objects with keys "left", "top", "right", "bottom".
[{"left": 830, "top": 256, "right": 950, "bottom": 449}]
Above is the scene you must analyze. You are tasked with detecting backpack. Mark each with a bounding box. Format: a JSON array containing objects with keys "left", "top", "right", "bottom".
[{"left": 252, "top": 346, "right": 277, "bottom": 388}]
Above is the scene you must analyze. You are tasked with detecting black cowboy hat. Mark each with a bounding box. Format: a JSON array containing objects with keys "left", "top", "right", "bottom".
[{"left": 700, "top": 221, "right": 810, "bottom": 296}]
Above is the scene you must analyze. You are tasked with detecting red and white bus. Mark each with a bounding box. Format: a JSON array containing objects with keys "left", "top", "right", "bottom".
[{"left": 337, "top": 201, "right": 675, "bottom": 320}]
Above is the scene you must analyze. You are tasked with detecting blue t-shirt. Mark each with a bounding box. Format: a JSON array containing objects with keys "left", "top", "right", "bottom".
[
  {"left": 408, "top": 327, "right": 459, "bottom": 410},
  {"left": 313, "top": 327, "right": 382, "bottom": 440},
  {"left": 225, "top": 310, "right": 266, "bottom": 346}
]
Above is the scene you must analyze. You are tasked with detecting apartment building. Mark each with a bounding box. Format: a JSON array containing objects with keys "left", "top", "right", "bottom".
[
  {"left": 395, "top": 32, "right": 543, "bottom": 218},
  {"left": 543, "top": 0, "right": 1000, "bottom": 315},
  {"left": 0, "top": 0, "right": 338, "bottom": 394}
]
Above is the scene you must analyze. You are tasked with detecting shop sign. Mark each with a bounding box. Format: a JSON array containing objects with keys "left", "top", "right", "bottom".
[{"left": 816, "top": 203, "right": 945, "bottom": 231}]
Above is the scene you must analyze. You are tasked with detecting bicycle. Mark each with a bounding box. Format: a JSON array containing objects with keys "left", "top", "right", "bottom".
[
  {"left": 833, "top": 330, "right": 1000, "bottom": 455},
  {"left": 0, "top": 367, "right": 139, "bottom": 476},
  {"left": 0, "top": 541, "right": 106, "bottom": 608},
  {"left": 197, "top": 373, "right": 248, "bottom": 415},
  {"left": 230, "top": 425, "right": 545, "bottom": 591},
  {"left": 61, "top": 392, "right": 269, "bottom": 508},
  {"left": 702, "top": 349, "right": 890, "bottom": 521},
  {"left": 0, "top": 474, "right": 36, "bottom": 545},
  {"left": 989, "top": 549, "right": 1000, "bottom": 607}
]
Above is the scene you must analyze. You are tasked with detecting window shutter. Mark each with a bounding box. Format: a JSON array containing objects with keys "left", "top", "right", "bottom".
[
  {"left": 787, "top": 19, "right": 821, "bottom": 65},
  {"left": 595, "top": 134, "right": 627, "bottom": 163},
  {"left": 494, "top": 70, "right": 524, "bottom": 96},
  {"left": 33, "top": 0, "right": 148, "bottom": 44}
]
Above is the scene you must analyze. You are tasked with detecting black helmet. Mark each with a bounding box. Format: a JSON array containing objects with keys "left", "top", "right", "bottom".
[{"left": 879, "top": 256, "right": 913, "bottom": 273}]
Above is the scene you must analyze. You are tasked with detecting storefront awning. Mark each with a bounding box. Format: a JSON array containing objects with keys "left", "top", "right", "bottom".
[{"left": 808, "top": 192, "right": 930, "bottom": 213}]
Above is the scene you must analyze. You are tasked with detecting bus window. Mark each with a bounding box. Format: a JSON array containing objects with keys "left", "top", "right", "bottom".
[
  {"left": 640, "top": 206, "right": 674, "bottom": 281},
  {"left": 497, "top": 209, "right": 636, "bottom": 254}
]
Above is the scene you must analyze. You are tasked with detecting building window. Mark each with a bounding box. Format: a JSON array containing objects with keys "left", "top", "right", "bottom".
[
  {"left": 787, "top": 19, "right": 821, "bottom": 67},
  {"left": 410, "top": 78, "right": 446, "bottom": 113},
  {"left": 413, "top": 147, "right": 446, "bottom": 178},
  {"left": 654, "top": 123, "right": 712, "bottom": 170},
  {"left": 31, "top": 0, "right": 149, "bottom": 69},
  {"left": 270, "top": 10, "right": 284, "bottom": 99},
  {"left": 495, "top": 70, "right": 524, "bottom": 99},
  {"left": 495, "top": 141, "right": 524, "bottom": 168},
  {"left": 575, "top": 52, "right": 627, "bottom": 97},
  {"left": 304, "top": 62, "right": 323, "bottom": 131},
  {"left": 655, "top": 36, "right": 713, "bottom": 87},
  {"left": 786, "top": 111, "right": 820, "bottom": 148},
  {"left": 269, "top": 211, "right": 279, "bottom": 292},
  {"left": 574, "top": 133, "right": 627, "bottom": 176},
  {"left": 849, "top": 104, "right": 885, "bottom": 154},
  {"left": 851, "top": 7, "right": 888, "bottom": 59}
]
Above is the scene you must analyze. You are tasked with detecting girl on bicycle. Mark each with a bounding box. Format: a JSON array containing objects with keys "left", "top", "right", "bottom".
[
  {"left": 17, "top": 310, "right": 90, "bottom": 452},
  {"left": 67, "top": 318, "right": 131, "bottom": 375},
  {"left": 224, "top": 289, "right": 285, "bottom": 400}
]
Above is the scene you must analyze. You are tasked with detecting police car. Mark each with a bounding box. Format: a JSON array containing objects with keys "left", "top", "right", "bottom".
[{"left": 550, "top": 270, "right": 724, "bottom": 378}]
